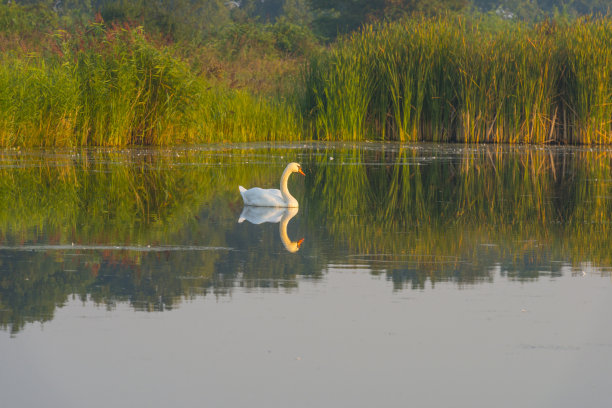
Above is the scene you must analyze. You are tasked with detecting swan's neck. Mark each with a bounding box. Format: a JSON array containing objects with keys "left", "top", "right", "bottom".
[
  {"left": 280, "top": 166, "right": 298, "bottom": 207},
  {"left": 280, "top": 208, "right": 299, "bottom": 253}
]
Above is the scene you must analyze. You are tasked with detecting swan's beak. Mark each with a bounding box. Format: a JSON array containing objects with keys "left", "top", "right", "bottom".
[
  {"left": 297, "top": 238, "right": 305, "bottom": 248},
  {"left": 298, "top": 168, "right": 305, "bottom": 176}
]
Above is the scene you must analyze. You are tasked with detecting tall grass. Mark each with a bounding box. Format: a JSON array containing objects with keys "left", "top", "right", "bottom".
[
  {"left": 1, "top": 14, "right": 610, "bottom": 146},
  {"left": 0, "top": 22, "right": 302, "bottom": 147},
  {"left": 303, "top": 15, "right": 612, "bottom": 144},
  {"left": 197, "top": 87, "right": 301, "bottom": 143},
  {"left": 559, "top": 20, "right": 612, "bottom": 144}
]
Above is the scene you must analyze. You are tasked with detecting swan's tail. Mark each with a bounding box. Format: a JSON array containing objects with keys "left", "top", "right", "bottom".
[
  {"left": 238, "top": 186, "right": 247, "bottom": 221},
  {"left": 238, "top": 186, "right": 248, "bottom": 206}
]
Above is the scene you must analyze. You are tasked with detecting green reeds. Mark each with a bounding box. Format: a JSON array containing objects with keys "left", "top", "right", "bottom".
[
  {"left": 1, "top": 14, "right": 610, "bottom": 146},
  {"left": 304, "top": 15, "right": 612, "bottom": 144},
  {"left": 197, "top": 86, "right": 302, "bottom": 143},
  {"left": 304, "top": 48, "right": 373, "bottom": 140},
  {"left": 0, "top": 23, "right": 302, "bottom": 147},
  {"left": 558, "top": 19, "right": 612, "bottom": 144}
]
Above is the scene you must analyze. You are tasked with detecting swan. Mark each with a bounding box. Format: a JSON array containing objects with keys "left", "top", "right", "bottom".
[
  {"left": 239, "top": 162, "right": 305, "bottom": 208},
  {"left": 238, "top": 206, "right": 304, "bottom": 253}
]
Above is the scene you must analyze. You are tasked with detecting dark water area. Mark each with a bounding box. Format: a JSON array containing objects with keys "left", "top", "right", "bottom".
[{"left": 0, "top": 143, "right": 611, "bottom": 407}]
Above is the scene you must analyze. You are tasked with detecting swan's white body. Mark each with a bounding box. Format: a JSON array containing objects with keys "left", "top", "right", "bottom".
[
  {"left": 238, "top": 207, "right": 304, "bottom": 253},
  {"left": 238, "top": 206, "right": 286, "bottom": 224},
  {"left": 239, "top": 162, "right": 304, "bottom": 208}
]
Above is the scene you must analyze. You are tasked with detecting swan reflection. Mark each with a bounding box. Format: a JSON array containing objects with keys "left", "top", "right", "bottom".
[{"left": 238, "top": 207, "right": 304, "bottom": 253}]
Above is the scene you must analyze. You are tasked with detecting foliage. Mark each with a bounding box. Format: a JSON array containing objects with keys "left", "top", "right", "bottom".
[
  {"left": 0, "top": 20, "right": 302, "bottom": 146},
  {"left": 0, "top": 1, "right": 58, "bottom": 34},
  {"left": 1, "top": 2, "right": 611, "bottom": 146},
  {"left": 303, "top": 15, "right": 612, "bottom": 144},
  {"left": 309, "top": 0, "right": 468, "bottom": 39},
  {"left": 96, "top": 0, "right": 232, "bottom": 41},
  {"left": 272, "top": 17, "right": 317, "bottom": 55},
  {"left": 473, "top": 0, "right": 611, "bottom": 19},
  {"left": 0, "top": 22, "right": 197, "bottom": 145}
]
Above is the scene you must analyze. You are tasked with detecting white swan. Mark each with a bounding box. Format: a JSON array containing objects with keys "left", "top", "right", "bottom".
[
  {"left": 238, "top": 206, "right": 304, "bottom": 253},
  {"left": 238, "top": 162, "right": 305, "bottom": 208}
]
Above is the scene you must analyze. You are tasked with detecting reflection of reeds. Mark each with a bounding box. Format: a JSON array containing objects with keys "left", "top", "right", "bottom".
[
  {"left": 0, "top": 145, "right": 610, "bottom": 332},
  {"left": 0, "top": 149, "right": 291, "bottom": 243},
  {"left": 0, "top": 149, "right": 317, "bottom": 333},
  {"left": 304, "top": 16, "right": 612, "bottom": 144},
  {"left": 305, "top": 145, "right": 612, "bottom": 288},
  {"left": 1, "top": 145, "right": 608, "bottom": 270}
]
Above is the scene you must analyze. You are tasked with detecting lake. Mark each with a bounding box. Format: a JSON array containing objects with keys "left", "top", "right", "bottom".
[{"left": 1, "top": 142, "right": 611, "bottom": 408}]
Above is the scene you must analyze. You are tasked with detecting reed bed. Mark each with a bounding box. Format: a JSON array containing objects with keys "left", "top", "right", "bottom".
[
  {"left": 0, "top": 23, "right": 302, "bottom": 147},
  {"left": 303, "top": 16, "right": 612, "bottom": 144},
  {"left": 1, "top": 15, "right": 610, "bottom": 146}
]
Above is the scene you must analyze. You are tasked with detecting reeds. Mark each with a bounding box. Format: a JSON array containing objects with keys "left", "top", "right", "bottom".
[
  {"left": 303, "top": 15, "right": 612, "bottom": 144},
  {"left": 0, "top": 22, "right": 302, "bottom": 147},
  {"left": 1, "top": 14, "right": 610, "bottom": 146}
]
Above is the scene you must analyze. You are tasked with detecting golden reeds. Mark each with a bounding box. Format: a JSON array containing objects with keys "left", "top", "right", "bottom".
[{"left": 303, "top": 15, "right": 612, "bottom": 144}]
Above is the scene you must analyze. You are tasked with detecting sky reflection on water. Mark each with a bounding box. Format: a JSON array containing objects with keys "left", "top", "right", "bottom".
[{"left": 1, "top": 270, "right": 611, "bottom": 408}]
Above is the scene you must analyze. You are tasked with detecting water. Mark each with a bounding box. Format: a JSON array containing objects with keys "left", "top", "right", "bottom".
[{"left": 0, "top": 143, "right": 611, "bottom": 407}]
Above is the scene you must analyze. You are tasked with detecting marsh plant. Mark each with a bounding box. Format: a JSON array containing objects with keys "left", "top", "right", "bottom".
[
  {"left": 0, "top": 21, "right": 302, "bottom": 147},
  {"left": 304, "top": 16, "right": 612, "bottom": 144},
  {"left": 0, "top": 12, "right": 611, "bottom": 146}
]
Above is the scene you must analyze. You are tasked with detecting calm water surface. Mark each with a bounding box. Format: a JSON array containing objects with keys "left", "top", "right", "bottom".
[{"left": 0, "top": 143, "right": 611, "bottom": 407}]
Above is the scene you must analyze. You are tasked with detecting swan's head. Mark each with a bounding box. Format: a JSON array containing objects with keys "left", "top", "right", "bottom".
[
  {"left": 283, "top": 237, "right": 305, "bottom": 253},
  {"left": 287, "top": 162, "right": 305, "bottom": 176}
]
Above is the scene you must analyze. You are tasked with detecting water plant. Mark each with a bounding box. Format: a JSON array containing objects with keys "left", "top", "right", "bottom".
[
  {"left": 0, "top": 11, "right": 610, "bottom": 146},
  {"left": 0, "top": 21, "right": 302, "bottom": 147},
  {"left": 303, "top": 15, "right": 612, "bottom": 144}
]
